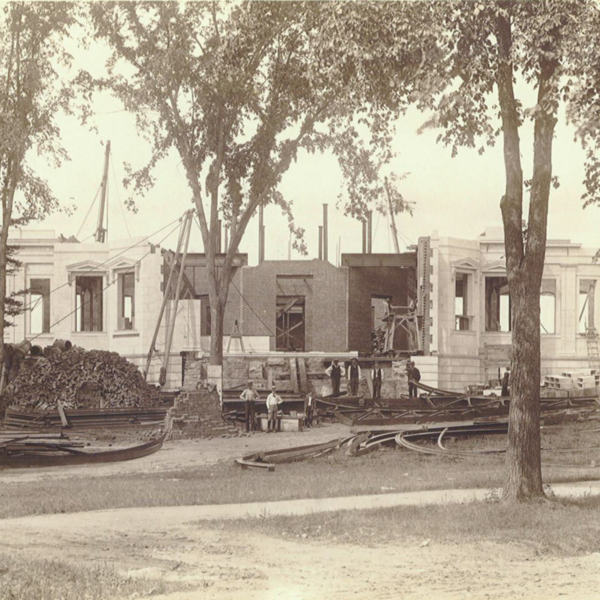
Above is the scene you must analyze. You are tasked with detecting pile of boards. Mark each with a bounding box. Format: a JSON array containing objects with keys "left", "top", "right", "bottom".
[
  {"left": 4, "top": 406, "right": 167, "bottom": 431},
  {"left": 4, "top": 345, "right": 158, "bottom": 411}
]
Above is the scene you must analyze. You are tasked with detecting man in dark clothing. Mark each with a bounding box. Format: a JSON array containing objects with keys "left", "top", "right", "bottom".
[
  {"left": 371, "top": 364, "right": 383, "bottom": 403},
  {"left": 501, "top": 368, "right": 510, "bottom": 396},
  {"left": 240, "top": 381, "right": 260, "bottom": 432},
  {"left": 325, "top": 360, "right": 342, "bottom": 396},
  {"left": 347, "top": 358, "right": 361, "bottom": 396},
  {"left": 304, "top": 392, "right": 314, "bottom": 427},
  {"left": 407, "top": 361, "right": 421, "bottom": 398}
]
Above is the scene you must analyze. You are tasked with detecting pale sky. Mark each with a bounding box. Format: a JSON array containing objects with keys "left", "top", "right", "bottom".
[{"left": 18, "top": 23, "right": 600, "bottom": 265}]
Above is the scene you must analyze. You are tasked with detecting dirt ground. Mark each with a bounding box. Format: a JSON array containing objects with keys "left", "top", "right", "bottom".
[
  {"left": 2, "top": 423, "right": 600, "bottom": 599},
  {"left": 2, "top": 505, "right": 599, "bottom": 600},
  {"left": 0, "top": 422, "right": 352, "bottom": 483}
]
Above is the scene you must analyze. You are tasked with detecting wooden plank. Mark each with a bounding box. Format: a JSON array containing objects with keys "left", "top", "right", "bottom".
[
  {"left": 56, "top": 401, "right": 70, "bottom": 427},
  {"left": 297, "top": 358, "right": 308, "bottom": 393},
  {"left": 289, "top": 358, "right": 299, "bottom": 393}
]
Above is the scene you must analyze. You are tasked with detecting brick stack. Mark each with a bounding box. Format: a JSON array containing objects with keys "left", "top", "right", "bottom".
[{"left": 167, "top": 387, "right": 239, "bottom": 439}]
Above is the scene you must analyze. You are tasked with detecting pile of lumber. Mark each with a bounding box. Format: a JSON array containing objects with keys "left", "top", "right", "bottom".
[
  {"left": 4, "top": 406, "right": 167, "bottom": 430},
  {"left": 5, "top": 345, "right": 158, "bottom": 411}
]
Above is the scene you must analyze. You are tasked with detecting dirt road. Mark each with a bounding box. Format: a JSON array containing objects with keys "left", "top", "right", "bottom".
[
  {"left": 2, "top": 424, "right": 599, "bottom": 599},
  {"left": 2, "top": 502, "right": 599, "bottom": 600}
]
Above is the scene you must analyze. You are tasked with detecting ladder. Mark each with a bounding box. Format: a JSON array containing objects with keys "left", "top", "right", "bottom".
[
  {"left": 226, "top": 319, "right": 245, "bottom": 353},
  {"left": 585, "top": 327, "right": 600, "bottom": 372}
]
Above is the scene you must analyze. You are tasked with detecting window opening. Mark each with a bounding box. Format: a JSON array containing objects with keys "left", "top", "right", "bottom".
[{"left": 75, "top": 276, "right": 103, "bottom": 332}]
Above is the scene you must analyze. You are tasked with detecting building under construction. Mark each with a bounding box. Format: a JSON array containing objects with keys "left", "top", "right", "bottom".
[{"left": 5, "top": 210, "right": 600, "bottom": 393}]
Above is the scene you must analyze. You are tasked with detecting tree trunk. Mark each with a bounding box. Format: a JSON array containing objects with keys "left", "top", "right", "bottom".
[
  {"left": 209, "top": 300, "right": 225, "bottom": 366},
  {"left": 0, "top": 246, "right": 6, "bottom": 391},
  {"left": 503, "top": 277, "right": 544, "bottom": 500}
]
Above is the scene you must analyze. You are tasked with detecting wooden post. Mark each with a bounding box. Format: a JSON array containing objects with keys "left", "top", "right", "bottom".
[
  {"left": 161, "top": 211, "right": 193, "bottom": 386},
  {"left": 144, "top": 211, "right": 190, "bottom": 381}
]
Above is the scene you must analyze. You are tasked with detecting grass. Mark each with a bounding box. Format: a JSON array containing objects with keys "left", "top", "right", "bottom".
[
  {"left": 0, "top": 448, "right": 505, "bottom": 519},
  {"left": 205, "top": 494, "right": 600, "bottom": 557},
  {"left": 0, "top": 422, "right": 598, "bottom": 519},
  {"left": 0, "top": 553, "right": 187, "bottom": 600}
]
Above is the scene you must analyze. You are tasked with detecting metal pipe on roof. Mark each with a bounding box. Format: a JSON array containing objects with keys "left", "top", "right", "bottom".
[
  {"left": 322, "top": 203, "right": 328, "bottom": 262},
  {"left": 362, "top": 219, "right": 367, "bottom": 253},
  {"left": 367, "top": 210, "right": 373, "bottom": 253},
  {"left": 318, "top": 225, "right": 323, "bottom": 260}
]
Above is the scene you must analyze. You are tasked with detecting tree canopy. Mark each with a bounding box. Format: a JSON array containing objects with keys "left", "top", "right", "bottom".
[
  {"left": 92, "top": 1, "right": 412, "bottom": 362},
  {"left": 1, "top": 2, "right": 84, "bottom": 374}
]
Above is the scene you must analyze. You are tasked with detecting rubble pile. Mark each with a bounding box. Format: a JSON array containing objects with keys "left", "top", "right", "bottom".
[{"left": 5, "top": 345, "right": 157, "bottom": 410}]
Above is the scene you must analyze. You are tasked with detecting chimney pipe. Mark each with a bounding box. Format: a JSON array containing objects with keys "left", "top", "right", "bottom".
[
  {"left": 217, "top": 219, "right": 222, "bottom": 253},
  {"left": 318, "top": 226, "right": 323, "bottom": 260},
  {"left": 322, "top": 203, "right": 328, "bottom": 262},
  {"left": 362, "top": 219, "right": 367, "bottom": 253},
  {"left": 367, "top": 210, "right": 373, "bottom": 254},
  {"left": 224, "top": 225, "right": 229, "bottom": 253},
  {"left": 258, "top": 205, "right": 264, "bottom": 263}
]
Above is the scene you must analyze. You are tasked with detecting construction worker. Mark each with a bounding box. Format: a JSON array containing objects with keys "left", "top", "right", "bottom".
[
  {"left": 501, "top": 368, "right": 510, "bottom": 396},
  {"left": 325, "top": 359, "right": 342, "bottom": 396},
  {"left": 407, "top": 361, "right": 421, "bottom": 398},
  {"left": 371, "top": 364, "right": 384, "bottom": 403},
  {"left": 347, "top": 358, "right": 362, "bottom": 396},
  {"left": 240, "top": 381, "right": 259, "bottom": 433},
  {"left": 266, "top": 385, "right": 283, "bottom": 432},
  {"left": 304, "top": 391, "right": 314, "bottom": 427}
]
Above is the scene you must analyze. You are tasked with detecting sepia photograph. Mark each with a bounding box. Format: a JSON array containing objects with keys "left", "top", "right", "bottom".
[{"left": 1, "top": 1, "right": 600, "bottom": 598}]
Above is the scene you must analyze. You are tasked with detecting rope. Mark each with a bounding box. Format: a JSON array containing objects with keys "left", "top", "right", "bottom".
[
  {"left": 229, "top": 278, "right": 276, "bottom": 337},
  {"left": 75, "top": 185, "right": 101, "bottom": 239},
  {"left": 22, "top": 214, "right": 184, "bottom": 316},
  {"left": 189, "top": 213, "right": 277, "bottom": 338},
  {"left": 26, "top": 218, "right": 183, "bottom": 343}
]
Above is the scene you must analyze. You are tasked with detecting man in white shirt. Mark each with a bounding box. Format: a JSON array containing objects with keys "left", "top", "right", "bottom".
[
  {"left": 266, "top": 385, "right": 283, "bottom": 432},
  {"left": 240, "top": 381, "right": 260, "bottom": 432}
]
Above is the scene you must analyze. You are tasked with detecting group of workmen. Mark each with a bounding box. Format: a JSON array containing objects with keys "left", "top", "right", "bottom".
[
  {"left": 325, "top": 358, "right": 421, "bottom": 401},
  {"left": 239, "top": 358, "right": 422, "bottom": 433},
  {"left": 240, "top": 382, "right": 315, "bottom": 433}
]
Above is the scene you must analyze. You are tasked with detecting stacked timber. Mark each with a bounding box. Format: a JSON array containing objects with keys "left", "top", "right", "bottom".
[
  {"left": 4, "top": 345, "right": 158, "bottom": 410},
  {"left": 4, "top": 406, "right": 167, "bottom": 430}
]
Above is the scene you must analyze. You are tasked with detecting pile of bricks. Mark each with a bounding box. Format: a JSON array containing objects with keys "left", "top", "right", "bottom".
[{"left": 167, "top": 387, "right": 239, "bottom": 439}]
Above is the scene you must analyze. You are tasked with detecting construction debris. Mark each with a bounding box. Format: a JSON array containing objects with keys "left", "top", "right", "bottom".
[
  {"left": 4, "top": 406, "right": 167, "bottom": 431},
  {"left": 4, "top": 345, "right": 158, "bottom": 411},
  {"left": 0, "top": 430, "right": 165, "bottom": 468}
]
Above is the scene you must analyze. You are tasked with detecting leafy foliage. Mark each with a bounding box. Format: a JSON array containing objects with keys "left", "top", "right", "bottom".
[
  {"left": 92, "top": 1, "right": 417, "bottom": 361},
  {"left": 1, "top": 2, "right": 83, "bottom": 358}
]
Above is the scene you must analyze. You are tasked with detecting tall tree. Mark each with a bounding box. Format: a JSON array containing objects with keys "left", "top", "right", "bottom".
[
  {"left": 331, "top": 0, "right": 597, "bottom": 500},
  {"left": 0, "top": 2, "right": 80, "bottom": 385},
  {"left": 92, "top": 1, "right": 410, "bottom": 366}
]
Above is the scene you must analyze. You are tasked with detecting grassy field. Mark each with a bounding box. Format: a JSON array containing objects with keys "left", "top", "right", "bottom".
[
  {"left": 206, "top": 494, "right": 600, "bottom": 557},
  {"left": 0, "top": 422, "right": 599, "bottom": 519},
  {"left": 0, "top": 553, "right": 188, "bottom": 600}
]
